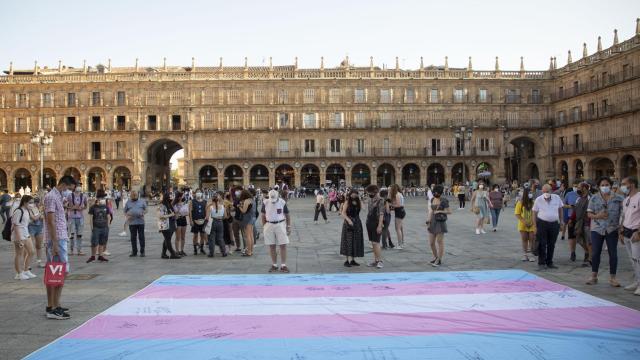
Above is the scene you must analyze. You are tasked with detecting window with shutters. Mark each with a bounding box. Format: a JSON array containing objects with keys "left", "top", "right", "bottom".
[
  {"left": 303, "top": 113, "right": 317, "bottom": 128},
  {"left": 404, "top": 112, "right": 418, "bottom": 128},
  {"left": 571, "top": 106, "right": 581, "bottom": 122},
  {"left": 278, "top": 113, "right": 290, "bottom": 128},
  {"left": 42, "top": 93, "right": 52, "bottom": 107},
  {"left": 203, "top": 140, "right": 215, "bottom": 152},
  {"left": 91, "top": 116, "right": 101, "bottom": 131},
  {"left": 329, "top": 139, "right": 341, "bottom": 153},
  {"left": 67, "top": 92, "right": 76, "bottom": 107},
  {"left": 478, "top": 89, "right": 488, "bottom": 103},
  {"left": 429, "top": 89, "right": 439, "bottom": 103},
  {"left": 303, "top": 88, "right": 315, "bottom": 104},
  {"left": 356, "top": 139, "right": 365, "bottom": 154},
  {"left": 253, "top": 90, "right": 266, "bottom": 104},
  {"left": 277, "top": 89, "right": 288, "bottom": 104},
  {"left": 405, "top": 88, "right": 415, "bottom": 103},
  {"left": 116, "top": 141, "right": 126, "bottom": 158},
  {"left": 117, "top": 91, "right": 126, "bottom": 106},
  {"left": 354, "top": 88, "right": 366, "bottom": 103},
  {"left": 480, "top": 138, "right": 490, "bottom": 152},
  {"left": 329, "top": 113, "right": 343, "bottom": 128},
  {"left": 278, "top": 139, "right": 289, "bottom": 152},
  {"left": 146, "top": 91, "right": 159, "bottom": 105},
  {"left": 92, "top": 92, "right": 101, "bottom": 106},
  {"left": 354, "top": 112, "right": 365, "bottom": 128},
  {"left": 41, "top": 116, "right": 52, "bottom": 131},
  {"left": 17, "top": 144, "right": 28, "bottom": 159},
  {"left": 228, "top": 138, "right": 240, "bottom": 152},
  {"left": 329, "top": 88, "right": 342, "bottom": 104},
  {"left": 18, "top": 94, "right": 27, "bottom": 107},
  {"left": 380, "top": 89, "right": 392, "bottom": 103},
  {"left": 203, "top": 113, "right": 213, "bottom": 129},
  {"left": 116, "top": 115, "right": 126, "bottom": 131},
  {"left": 255, "top": 139, "right": 264, "bottom": 152},
  {"left": 304, "top": 139, "right": 315, "bottom": 153},
  {"left": 453, "top": 88, "right": 464, "bottom": 103},
  {"left": 228, "top": 114, "right": 241, "bottom": 129},
  {"left": 227, "top": 89, "right": 241, "bottom": 104},
  {"left": 379, "top": 113, "right": 392, "bottom": 128},
  {"left": 66, "top": 117, "right": 76, "bottom": 132},
  {"left": 147, "top": 115, "right": 157, "bottom": 130},
  {"left": 16, "top": 118, "right": 27, "bottom": 132}
]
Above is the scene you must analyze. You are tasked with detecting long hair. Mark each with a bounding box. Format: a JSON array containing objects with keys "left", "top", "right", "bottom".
[
  {"left": 521, "top": 188, "right": 533, "bottom": 210},
  {"left": 239, "top": 190, "right": 252, "bottom": 202},
  {"left": 172, "top": 191, "right": 183, "bottom": 207},
  {"left": 346, "top": 189, "right": 361, "bottom": 210},
  {"left": 161, "top": 192, "right": 173, "bottom": 213},
  {"left": 389, "top": 184, "right": 400, "bottom": 201},
  {"left": 19, "top": 195, "right": 33, "bottom": 208}
]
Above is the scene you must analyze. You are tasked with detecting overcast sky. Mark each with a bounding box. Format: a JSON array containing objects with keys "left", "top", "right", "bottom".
[{"left": 1, "top": 0, "right": 638, "bottom": 72}]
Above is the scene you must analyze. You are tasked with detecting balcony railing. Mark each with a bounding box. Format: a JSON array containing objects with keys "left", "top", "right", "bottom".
[
  {"left": 553, "top": 100, "right": 640, "bottom": 127},
  {"left": 551, "top": 66, "right": 640, "bottom": 102},
  {"left": 505, "top": 94, "right": 522, "bottom": 104}
]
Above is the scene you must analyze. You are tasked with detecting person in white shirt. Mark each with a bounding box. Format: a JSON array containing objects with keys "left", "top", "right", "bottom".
[
  {"left": 205, "top": 193, "right": 227, "bottom": 257},
  {"left": 620, "top": 176, "right": 640, "bottom": 295},
  {"left": 313, "top": 191, "right": 328, "bottom": 224},
  {"left": 12, "top": 195, "right": 37, "bottom": 280},
  {"left": 533, "top": 184, "right": 564, "bottom": 270},
  {"left": 261, "top": 190, "right": 292, "bottom": 273}
]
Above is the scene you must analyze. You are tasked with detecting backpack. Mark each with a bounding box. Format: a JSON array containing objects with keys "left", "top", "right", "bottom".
[{"left": 2, "top": 208, "right": 24, "bottom": 241}]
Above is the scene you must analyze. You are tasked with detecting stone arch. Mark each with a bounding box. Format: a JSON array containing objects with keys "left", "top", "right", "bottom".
[
  {"left": 590, "top": 157, "right": 616, "bottom": 180},
  {"left": 506, "top": 135, "right": 544, "bottom": 182},
  {"left": 13, "top": 168, "right": 32, "bottom": 192},
  {"left": 87, "top": 167, "right": 107, "bottom": 193},
  {"left": 223, "top": 164, "right": 243, "bottom": 189},
  {"left": 326, "top": 163, "right": 346, "bottom": 187},
  {"left": 476, "top": 161, "right": 494, "bottom": 183},
  {"left": 249, "top": 164, "right": 269, "bottom": 189},
  {"left": 525, "top": 162, "right": 540, "bottom": 181},
  {"left": 145, "top": 138, "right": 184, "bottom": 194},
  {"left": 198, "top": 165, "right": 218, "bottom": 189},
  {"left": 62, "top": 167, "right": 82, "bottom": 182},
  {"left": 427, "top": 163, "right": 445, "bottom": 186},
  {"left": 43, "top": 167, "right": 57, "bottom": 189},
  {"left": 620, "top": 154, "right": 638, "bottom": 179},
  {"left": 557, "top": 160, "right": 569, "bottom": 182},
  {"left": 275, "top": 164, "right": 294, "bottom": 188},
  {"left": 376, "top": 163, "right": 395, "bottom": 187},
  {"left": 351, "top": 163, "right": 371, "bottom": 188},
  {"left": 573, "top": 159, "right": 585, "bottom": 180},
  {"left": 112, "top": 166, "right": 132, "bottom": 191},
  {"left": 0, "top": 168, "right": 7, "bottom": 190},
  {"left": 301, "top": 164, "right": 320, "bottom": 190},
  {"left": 451, "top": 162, "right": 470, "bottom": 184},
  {"left": 401, "top": 163, "right": 420, "bottom": 187}
]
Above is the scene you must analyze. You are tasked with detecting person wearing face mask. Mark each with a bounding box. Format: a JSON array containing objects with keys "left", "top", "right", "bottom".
[
  {"left": 340, "top": 189, "right": 365, "bottom": 267},
  {"left": 532, "top": 184, "right": 564, "bottom": 271},
  {"left": 43, "top": 175, "right": 77, "bottom": 320},
  {"left": 190, "top": 189, "right": 208, "bottom": 255},
  {"left": 586, "top": 176, "right": 624, "bottom": 286},
  {"left": 565, "top": 180, "right": 583, "bottom": 262},
  {"left": 12, "top": 195, "right": 37, "bottom": 280},
  {"left": 488, "top": 185, "right": 504, "bottom": 232},
  {"left": 470, "top": 182, "right": 490, "bottom": 235},
  {"left": 124, "top": 190, "right": 147, "bottom": 257},
  {"left": 262, "top": 190, "right": 292, "bottom": 272},
  {"left": 173, "top": 191, "right": 189, "bottom": 257},
  {"left": 27, "top": 197, "right": 46, "bottom": 268},
  {"left": 571, "top": 182, "right": 592, "bottom": 267},
  {"left": 86, "top": 190, "right": 112, "bottom": 263},
  {"left": 619, "top": 176, "right": 640, "bottom": 295},
  {"left": 426, "top": 185, "right": 451, "bottom": 267},
  {"left": 514, "top": 188, "right": 536, "bottom": 262},
  {"left": 364, "top": 185, "right": 385, "bottom": 269},
  {"left": 65, "top": 183, "right": 87, "bottom": 256},
  {"left": 231, "top": 187, "right": 244, "bottom": 253},
  {"left": 205, "top": 193, "right": 227, "bottom": 258}
]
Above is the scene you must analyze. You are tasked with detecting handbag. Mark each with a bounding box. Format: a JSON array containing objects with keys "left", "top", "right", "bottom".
[
  {"left": 158, "top": 218, "right": 169, "bottom": 231},
  {"left": 472, "top": 207, "right": 480, "bottom": 215},
  {"left": 434, "top": 212, "right": 447, "bottom": 222},
  {"left": 44, "top": 256, "right": 65, "bottom": 287}
]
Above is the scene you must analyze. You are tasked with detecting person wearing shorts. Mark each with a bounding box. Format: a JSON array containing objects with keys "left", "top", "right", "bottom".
[
  {"left": 261, "top": 190, "right": 291, "bottom": 273},
  {"left": 86, "top": 189, "right": 113, "bottom": 263},
  {"left": 365, "top": 184, "right": 385, "bottom": 269},
  {"left": 44, "top": 175, "right": 77, "bottom": 320}
]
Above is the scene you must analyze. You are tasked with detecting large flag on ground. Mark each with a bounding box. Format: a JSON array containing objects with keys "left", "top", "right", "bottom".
[{"left": 27, "top": 270, "right": 640, "bottom": 359}]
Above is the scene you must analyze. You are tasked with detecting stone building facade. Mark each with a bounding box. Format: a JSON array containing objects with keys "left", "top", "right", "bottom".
[{"left": 0, "top": 21, "right": 639, "bottom": 193}]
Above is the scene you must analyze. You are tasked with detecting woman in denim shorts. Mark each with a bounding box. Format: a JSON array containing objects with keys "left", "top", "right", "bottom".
[{"left": 28, "top": 197, "right": 45, "bottom": 268}]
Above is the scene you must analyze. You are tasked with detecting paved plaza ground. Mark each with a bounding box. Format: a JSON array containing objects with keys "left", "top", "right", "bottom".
[{"left": 1, "top": 196, "right": 639, "bottom": 359}]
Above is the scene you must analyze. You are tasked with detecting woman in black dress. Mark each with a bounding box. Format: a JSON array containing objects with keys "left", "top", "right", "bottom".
[{"left": 340, "top": 189, "right": 364, "bottom": 267}]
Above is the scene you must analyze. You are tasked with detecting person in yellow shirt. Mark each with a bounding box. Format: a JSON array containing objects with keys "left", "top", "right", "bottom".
[{"left": 515, "top": 187, "right": 536, "bottom": 262}]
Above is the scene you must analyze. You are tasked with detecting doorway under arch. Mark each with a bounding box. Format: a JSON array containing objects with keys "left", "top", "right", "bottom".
[
  {"left": 401, "top": 163, "right": 420, "bottom": 187},
  {"left": 250, "top": 165, "right": 269, "bottom": 189},
  {"left": 351, "top": 164, "right": 371, "bottom": 188},
  {"left": 427, "top": 163, "right": 445, "bottom": 186},
  {"left": 224, "top": 165, "right": 243, "bottom": 189},
  {"left": 376, "top": 163, "right": 395, "bottom": 187},
  {"left": 275, "top": 164, "right": 294, "bottom": 188},
  {"left": 301, "top": 164, "right": 320, "bottom": 190},
  {"left": 146, "top": 139, "right": 183, "bottom": 194},
  {"left": 326, "top": 164, "right": 345, "bottom": 187},
  {"left": 199, "top": 165, "right": 218, "bottom": 189},
  {"left": 14, "top": 168, "right": 32, "bottom": 192}
]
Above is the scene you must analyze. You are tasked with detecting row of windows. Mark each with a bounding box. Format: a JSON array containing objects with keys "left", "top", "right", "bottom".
[
  {"left": 4, "top": 87, "right": 544, "bottom": 108},
  {"left": 8, "top": 110, "right": 545, "bottom": 133},
  {"left": 556, "top": 98, "right": 610, "bottom": 123},
  {"left": 556, "top": 63, "right": 633, "bottom": 99}
]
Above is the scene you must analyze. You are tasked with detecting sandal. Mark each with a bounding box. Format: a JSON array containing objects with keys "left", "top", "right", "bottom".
[
  {"left": 280, "top": 266, "right": 290, "bottom": 273},
  {"left": 268, "top": 265, "right": 278, "bottom": 273}
]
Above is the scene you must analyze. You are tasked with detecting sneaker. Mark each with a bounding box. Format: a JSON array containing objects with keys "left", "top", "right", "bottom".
[
  {"left": 367, "top": 261, "right": 378, "bottom": 267},
  {"left": 480, "top": 229, "right": 487, "bottom": 234},
  {"left": 140, "top": 253, "right": 145, "bottom": 257},
  {"left": 624, "top": 282, "right": 638, "bottom": 291},
  {"left": 314, "top": 221, "right": 318, "bottom": 224},
  {"left": 169, "top": 254, "right": 181, "bottom": 259},
  {"left": 77, "top": 251, "right": 86, "bottom": 256},
  {"left": 528, "top": 255, "right": 536, "bottom": 262},
  {"left": 537, "top": 264, "right": 547, "bottom": 271},
  {"left": 269, "top": 265, "right": 279, "bottom": 273},
  {"left": 349, "top": 260, "right": 360, "bottom": 266},
  {"left": 325, "top": 220, "right": 330, "bottom": 224},
  {"left": 635, "top": 287, "right": 640, "bottom": 296},
  {"left": 98, "top": 256, "right": 109, "bottom": 262},
  {"left": 493, "top": 228, "right": 497, "bottom": 232},
  {"left": 396, "top": 245, "right": 403, "bottom": 250},
  {"left": 376, "top": 261, "right": 384, "bottom": 269},
  {"left": 547, "top": 264, "right": 559, "bottom": 270},
  {"left": 431, "top": 259, "right": 441, "bottom": 267},
  {"left": 36, "top": 260, "right": 45, "bottom": 268},
  {"left": 570, "top": 252, "right": 576, "bottom": 262},
  {"left": 429, "top": 258, "right": 438, "bottom": 265},
  {"left": 586, "top": 277, "right": 598, "bottom": 285},
  {"left": 86, "top": 256, "right": 96, "bottom": 263},
  {"left": 14, "top": 273, "right": 28, "bottom": 280},
  {"left": 207, "top": 254, "right": 214, "bottom": 258},
  {"left": 475, "top": 229, "right": 480, "bottom": 235},
  {"left": 102, "top": 251, "right": 111, "bottom": 256},
  {"left": 25, "top": 270, "right": 37, "bottom": 278},
  {"left": 118, "top": 231, "right": 127, "bottom": 237},
  {"left": 161, "top": 255, "right": 170, "bottom": 259},
  {"left": 129, "top": 253, "right": 138, "bottom": 257},
  {"left": 46, "top": 308, "right": 70, "bottom": 320},
  {"left": 521, "top": 254, "right": 529, "bottom": 262}
]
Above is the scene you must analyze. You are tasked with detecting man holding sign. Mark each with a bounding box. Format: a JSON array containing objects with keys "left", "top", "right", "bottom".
[{"left": 43, "top": 175, "right": 77, "bottom": 320}]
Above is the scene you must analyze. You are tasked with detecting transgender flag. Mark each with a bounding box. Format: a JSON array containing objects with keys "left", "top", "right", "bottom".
[{"left": 27, "top": 270, "right": 640, "bottom": 359}]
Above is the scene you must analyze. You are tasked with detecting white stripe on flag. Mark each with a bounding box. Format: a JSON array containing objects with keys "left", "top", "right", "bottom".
[{"left": 103, "top": 290, "right": 614, "bottom": 316}]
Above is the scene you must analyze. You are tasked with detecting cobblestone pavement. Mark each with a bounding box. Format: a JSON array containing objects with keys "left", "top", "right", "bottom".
[{"left": 1, "top": 196, "right": 638, "bottom": 359}]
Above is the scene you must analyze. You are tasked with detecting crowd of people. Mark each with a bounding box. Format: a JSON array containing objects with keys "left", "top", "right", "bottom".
[{"left": 2, "top": 173, "right": 640, "bottom": 320}]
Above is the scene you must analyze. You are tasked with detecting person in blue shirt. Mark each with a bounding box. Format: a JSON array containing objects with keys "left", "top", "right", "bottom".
[{"left": 562, "top": 180, "right": 580, "bottom": 261}]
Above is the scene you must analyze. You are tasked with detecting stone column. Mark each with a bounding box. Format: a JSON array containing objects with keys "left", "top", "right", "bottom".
[
  {"left": 345, "top": 166, "right": 352, "bottom": 187},
  {"left": 268, "top": 167, "right": 275, "bottom": 187},
  {"left": 217, "top": 169, "right": 225, "bottom": 191},
  {"left": 243, "top": 169, "right": 250, "bottom": 187},
  {"left": 294, "top": 168, "right": 301, "bottom": 187},
  {"left": 421, "top": 164, "right": 429, "bottom": 187},
  {"left": 320, "top": 168, "right": 327, "bottom": 187}
]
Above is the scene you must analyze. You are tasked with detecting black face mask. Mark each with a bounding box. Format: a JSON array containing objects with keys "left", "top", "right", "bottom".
[
  {"left": 434, "top": 193, "right": 441, "bottom": 198},
  {"left": 369, "top": 194, "right": 376, "bottom": 198},
  {"left": 576, "top": 190, "right": 583, "bottom": 196}
]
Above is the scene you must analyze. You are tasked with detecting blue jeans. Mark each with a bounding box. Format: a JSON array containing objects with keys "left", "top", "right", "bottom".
[
  {"left": 591, "top": 231, "right": 618, "bottom": 275},
  {"left": 490, "top": 208, "right": 501, "bottom": 228}
]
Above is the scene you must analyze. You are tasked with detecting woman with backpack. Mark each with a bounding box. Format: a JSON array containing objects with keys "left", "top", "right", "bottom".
[
  {"left": 12, "top": 195, "right": 37, "bottom": 280},
  {"left": 426, "top": 185, "right": 451, "bottom": 267}
]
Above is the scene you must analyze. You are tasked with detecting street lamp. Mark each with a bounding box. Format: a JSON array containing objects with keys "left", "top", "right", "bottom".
[
  {"left": 30, "top": 128, "right": 53, "bottom": 193},
  {"left": 453, "top": 126, "right": 473, "bottom": 184}
]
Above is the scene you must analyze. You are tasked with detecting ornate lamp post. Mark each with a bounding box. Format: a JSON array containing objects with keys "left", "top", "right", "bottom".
[
  {"left": 30, "top": 128, "right": 53, "bottom": 193},
  {"left": 453, "top": 126, "right": 473, "bottom": 184}
]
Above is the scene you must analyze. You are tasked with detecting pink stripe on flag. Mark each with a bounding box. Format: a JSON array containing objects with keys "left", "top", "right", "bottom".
[
  {"left": 67, "top": 306, "right": 640, "bottom": 340},
  {"left": 133, "top": 280, "right": 568, "bottom": 299}
]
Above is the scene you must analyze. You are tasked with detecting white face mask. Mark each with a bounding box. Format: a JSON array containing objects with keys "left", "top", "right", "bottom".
[
  {"left": 572, "top": 187, "right": 577, "bottom": 192},
  {"left": 543, "top": 193, "right": 551, "bottom": 199},
  {"left": 620, "top": 185, "right": 630, "bottom": 195},
  {"left": 235, "top": 191, "right": 241, "bottom": 198},
  {"left": 478, "top": 185, "right": 484, "bottom": 190},
  {"left": 75, "top": 187, "right": 81, "bottom": 193},
  {"left": 195, "top": 192, "right": 203, "bottom": 198},
  {"left": 600, "top": 186, "right": 611, "bottom": 194},
  {"left": 98, "top": 199, "right": 106, "bottom": 205},
  {"left": 528, "top": 193, "right": 534, "bottom": 199}
]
